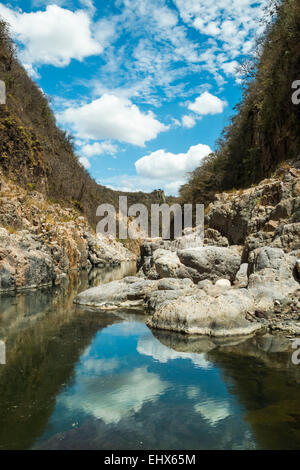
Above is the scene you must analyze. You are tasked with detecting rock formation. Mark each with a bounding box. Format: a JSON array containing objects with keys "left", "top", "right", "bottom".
[
  {"left": 75, "top": 164, "right": 300, "bottom": 338},
  {"left": 0, "top": 171, "right": 134, "bottom": 292}
]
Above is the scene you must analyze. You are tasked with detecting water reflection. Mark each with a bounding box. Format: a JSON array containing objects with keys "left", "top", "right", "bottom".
[
  {"left": 137, "top": 333, "right": 213, "bottom": 369},
  {"left": 0, "top": 261, "right": 299, "bottom": 450}
]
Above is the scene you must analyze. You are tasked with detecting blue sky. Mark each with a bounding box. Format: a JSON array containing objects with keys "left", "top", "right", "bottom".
[{"left": 0, "top": 0, "right": 267, "bottom": 194}]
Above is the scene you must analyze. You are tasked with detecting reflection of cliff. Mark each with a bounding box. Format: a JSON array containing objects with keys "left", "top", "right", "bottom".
[
  {"left": 207, "top": 336, "right": 300, "bottom": 450},
  {"left": 0, "top": 264, "right": 135, "bottom": 450},
  {"left": 152, "top": 330, "right": 300, "bottom": 450}
]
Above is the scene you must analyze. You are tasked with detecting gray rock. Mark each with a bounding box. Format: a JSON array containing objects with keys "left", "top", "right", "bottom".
[
  {"left": 248, "top": 246, "right": 299, "bottom": 310},
  {"left": 147, "top": 288, "right": 262, "bottom": 337},
  {"left": 74, "top": 277, "right": 158, "bottom": 309},
  {"left": 153, "top": 249, "right": 183, "bottom": 278},
  {"left": 197, "top": 279, "right": 213, "bottom": 290},
  {"left": 204, "top": 228, "right": 229, "bottom": 247},
  {"left": 177, "top": 246, "right": 241, "bottom": 283},
  {"left": 157, "top": 278, "right": 193, "bottom": 290},
  {"left": 235, "top": 263, "right": 249, "bottom": 287},
  {"left": 215, "top": 279, "right": 231, "bottom": 288},
  {"left": 0, "top": 228, "right": 55, "bottom": 292},
  {"left": 271, "top": 223, "right": 300, "bottom": 252}
]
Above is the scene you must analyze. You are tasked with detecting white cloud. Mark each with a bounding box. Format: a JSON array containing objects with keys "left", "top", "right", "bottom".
[
  {"left": 182, "top": 115, "right": 196, "bottom": 128},
  {"left": 221, "top": 60, "right": 239, "bottom": 77},
  {"left": 78, "top": 156, "right": 91, "bottom": 169},
  {"left": 98, "top": 143, "right": 211, "bottom": 195},
  {"left": 0, "top": 4, "right": 102, "bottom": 68},
  {"left": 80, "top": 141, "right": 118, "bottom": 157},
  {"left": 59, "top": 94, "right": 168, "bottom": 146},
  {"left": 188, "top": 91, "right": 227, "bottom": 116},
  {"left": 135, "top": 143, "right": 212, "bottom": 181},
  {"left": 174, "top": 0, "right": 267, "bottom": 51}
]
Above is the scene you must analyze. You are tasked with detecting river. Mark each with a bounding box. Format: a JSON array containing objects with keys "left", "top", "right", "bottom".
[{"left": 0, "top": 262, "right": 299, "bottom": 450}]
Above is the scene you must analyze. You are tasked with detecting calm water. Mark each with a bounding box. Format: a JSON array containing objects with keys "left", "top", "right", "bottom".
[{"left": 0, "top": 262, "right": 300, "bottom": 450}]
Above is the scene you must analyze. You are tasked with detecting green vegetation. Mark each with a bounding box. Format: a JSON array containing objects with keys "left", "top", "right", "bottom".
[{"left": 180, "top": 0, "right": 300, "bottom": 206}]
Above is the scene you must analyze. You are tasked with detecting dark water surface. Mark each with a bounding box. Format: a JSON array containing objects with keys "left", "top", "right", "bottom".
[{"left": 0, "top": 262, "right": 300, "bottom": 450}]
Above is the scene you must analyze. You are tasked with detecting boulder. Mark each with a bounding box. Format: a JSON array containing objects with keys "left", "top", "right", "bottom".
[
  {"left": 248, "top": 246, "right": 299, "bottom": 310},
  {"left": 204, "top": 228, "right": 229, "bottom": 247},
  {"left": 153, "top": 249, "right": 182, "bottom": 278},
  {"left": 74, "top": 276, "right": 158, "bottom": 309},
  {"left": 157, "top": 278, "right": 193, "bottom": 290},
  {"left": 177, "top": 246, "right": 242, "bottom": 283},
  {"left": 147, "top": 288, "right": 262, "bottom": 337},
  {"left": 0, "top": 228, "right": 55, "bottom": 292},
  {"left": 235, "top": 263, "right": 249, "bottom": 288},
  {"left": 215, "top": 279, "right": 231, "bottom": 288},
  {"left": 272, "top": 223, "right": 300, "bottom": 252}
]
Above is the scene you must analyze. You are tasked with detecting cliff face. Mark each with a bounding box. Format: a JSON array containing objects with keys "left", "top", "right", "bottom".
[{"left": 0, "top": 170, "right": 134, "bottom": 293}]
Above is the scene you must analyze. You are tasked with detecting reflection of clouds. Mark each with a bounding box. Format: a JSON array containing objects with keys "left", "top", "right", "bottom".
[
  {"left": 137, "top": 335, "right": 212, "bottom": 369},
  {"left": 186, "top": 386, "right": 200, "bottom": 400},
  {"left": 59, "top": 366, "right": 168, "bottom": 424},
  {"left": 194, "top": 400, "right": 231, "bottom": 425},
  {"left": 103, "top": 321, "right": 147, "bottom": 337},
  {"left": 83, "top": 358, "right": 119, "bottom": 374}
]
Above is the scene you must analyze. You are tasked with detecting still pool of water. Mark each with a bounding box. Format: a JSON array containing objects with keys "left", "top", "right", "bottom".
[{"left": 0, "top": 262, "right": 300, "bottom": 450}]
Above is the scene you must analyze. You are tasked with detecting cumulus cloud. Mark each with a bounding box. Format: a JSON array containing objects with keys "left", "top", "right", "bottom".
[
  {"left": 59, "top": 94, "right": 168, "bottom": 146},
  {"left": 135, "top": 143, "right": 212, "bottom": 181},
  {"left": 188, "top": 91, "right": 227, "bottom": 116},
  {"left": 80, "top": 141, "right": 118, "bottom": 157},
  {"left": 182, "top": 115, "right": 196, "bottom": 128},
  {"left": 78, "top": 156, "right": 91, "bottom": 169},
  {"left": 0, "top": 4, "right": 102, "bottom": 68}
]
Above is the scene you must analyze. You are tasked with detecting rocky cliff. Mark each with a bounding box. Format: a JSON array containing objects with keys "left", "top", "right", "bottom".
[{"left": 0, "top": 170, "right": 134, "bottom": 293}]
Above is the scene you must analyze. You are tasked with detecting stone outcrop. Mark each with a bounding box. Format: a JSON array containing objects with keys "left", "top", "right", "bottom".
[
  {"left": 205, "top": 165, "right": 300, "bottom": 251},
  {"left": 74, "top": 276, "right": 158, "bottom": 310},
  {"left": 147, "top": 288, "right": 262, "bottom": 337},
  {"left": 0, "top": 228, "right": 55, "bottom": 291},
  {"left": 0, "top": 172, "right": 134, "bottom": 292},
  {"left": 177, "top": 246, "right": 241, "bottom": 283}
]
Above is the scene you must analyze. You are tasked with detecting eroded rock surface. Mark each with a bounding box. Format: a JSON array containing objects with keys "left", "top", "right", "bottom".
[{"left": 0, "top": 172, "right": 134, "bottom": 292}]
